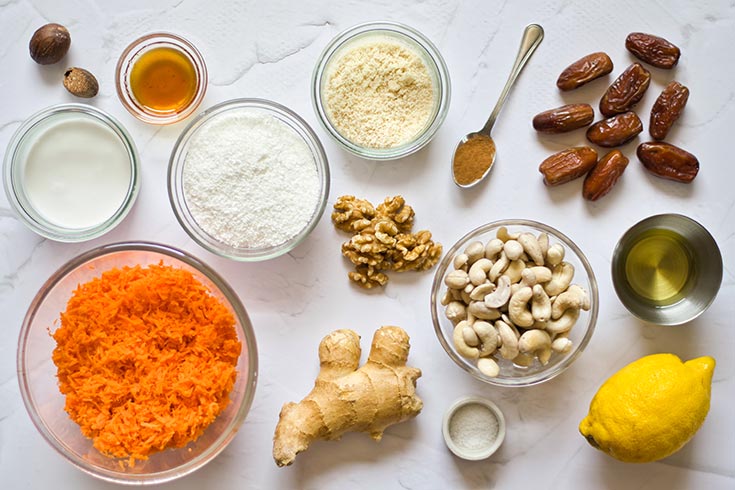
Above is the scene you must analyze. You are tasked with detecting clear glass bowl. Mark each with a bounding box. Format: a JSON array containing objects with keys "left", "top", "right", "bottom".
[
  {"left": 3, "top": 104, "right": 140, "bottom": 242},
  {"left": 431, "top": 220, "right": 599, "bottom": 387},
  {"left": 116, "top": 32, "right": 208, "bottom": 125},
  {"left": 168, "top": 98, "right": 330, "bottom": 261},
  {"left": 312, "top": 21, "right": 451, "bottom": 160},
  {"left": 17, "top": 242, "right": 258, "bottom": 484}
]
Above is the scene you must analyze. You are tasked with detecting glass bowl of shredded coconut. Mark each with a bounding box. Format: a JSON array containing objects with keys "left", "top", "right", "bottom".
[
  {"left": 168, "top": 98, "right": 330, "bottom": 261},
  {"left": 312, "top": 21, "right": 451, "bottom": 160}
]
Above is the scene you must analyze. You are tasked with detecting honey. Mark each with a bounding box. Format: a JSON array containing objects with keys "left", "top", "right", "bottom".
[{"left": 129, "top": 47, "right": 197, "bottom": 113}]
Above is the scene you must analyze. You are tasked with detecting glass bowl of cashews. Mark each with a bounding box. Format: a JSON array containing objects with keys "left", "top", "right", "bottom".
[{"left": 431, "top": 219, "right": 599, "bottom": 387}]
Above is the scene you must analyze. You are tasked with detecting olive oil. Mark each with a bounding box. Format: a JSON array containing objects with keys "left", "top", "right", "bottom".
[
  {"left": 129, "top": 47, "right": 197, "bottom": 113},
  {"left": 624, "top": 228, "right": 693, "bottom": 306}
]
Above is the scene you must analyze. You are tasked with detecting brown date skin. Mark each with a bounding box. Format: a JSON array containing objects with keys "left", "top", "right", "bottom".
[
  {"left": 626, "top": 32, "right": 681, "bottom": 69},
  {"left": 599, "top": 63, "right": 651, "bottom": 117},
  {"left": 583, "top": 150, "right": 629, "bottom": 201},
  {"left": 539, "top": 147, "right": 599, "bottom": 186},
  {"left": 637, "top": 142, "right": 699, "bottom": 183},
  {"left": 557, "top": 52, "right": 614, "bottom": 91},
  {"left": 533, "top": 104, "right": 595, "bottom": 133},
  {"left": 650, "top": 81, "right": 689, "bottom": 140},
  {"left": 586, "top": 112, "right": 643, "bottom": 147}
]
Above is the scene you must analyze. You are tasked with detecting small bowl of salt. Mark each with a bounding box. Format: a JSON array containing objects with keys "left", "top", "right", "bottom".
[{"left": 442, "top": 396, "right": 506, "bottom": 460}]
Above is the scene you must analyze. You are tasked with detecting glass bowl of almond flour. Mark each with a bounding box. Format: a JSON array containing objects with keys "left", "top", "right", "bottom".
[
  {"left": 312, "top": 21, "right": 451, "bottom": 160},
  {"left": 168, "top": 99, "right": 330, "bottom": 261}
]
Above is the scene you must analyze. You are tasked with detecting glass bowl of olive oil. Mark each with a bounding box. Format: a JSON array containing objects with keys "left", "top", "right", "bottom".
[{"left": 612, "top": 214, "right": 722, "bottom": 325}]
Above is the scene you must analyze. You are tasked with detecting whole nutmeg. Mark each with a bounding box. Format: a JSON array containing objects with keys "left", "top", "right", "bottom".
[
  {"left": 63, "top": 68, "right": 99, "bottom": 98},
  {"left": 29, "top": 23, "right": 71, "bottom": 65}
]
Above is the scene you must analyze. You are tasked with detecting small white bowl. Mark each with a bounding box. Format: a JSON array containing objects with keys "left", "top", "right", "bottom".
[{"left": 442, "top": 396, "right": 506, "bottom": 460}]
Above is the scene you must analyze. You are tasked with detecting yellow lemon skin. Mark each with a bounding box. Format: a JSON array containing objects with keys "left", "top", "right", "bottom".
[{"left": 579, "top": 353, "right": 715, "bottom": 463}]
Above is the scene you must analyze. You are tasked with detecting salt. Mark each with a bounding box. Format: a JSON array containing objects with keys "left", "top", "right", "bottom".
[
  {"left": 448, "top": 403, "right": 500, "bottom": 451},
  {"left": 182, "top": 108, "right": 320, "bottom": 249}
]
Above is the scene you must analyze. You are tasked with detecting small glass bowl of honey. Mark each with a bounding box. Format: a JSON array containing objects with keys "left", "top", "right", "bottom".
[{"left": 116, "top": 33, "right": 207, "bottom": 125}]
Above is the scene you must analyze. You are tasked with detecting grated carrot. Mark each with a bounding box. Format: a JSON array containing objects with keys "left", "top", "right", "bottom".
[{"left": 52, "top": 263, "right": 241, "bottom": 464}]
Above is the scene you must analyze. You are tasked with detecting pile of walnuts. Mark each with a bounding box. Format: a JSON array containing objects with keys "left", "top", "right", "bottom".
[{"left": 332, "top": 195, "right": 442, "bottom": 288}]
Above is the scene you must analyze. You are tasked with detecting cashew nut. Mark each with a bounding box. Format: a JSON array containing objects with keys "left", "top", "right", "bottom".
[
  {"left": 518, "top": 233, "right": 544, "bottom": 266},
  {"left": 453, "top": 253, "right": 469, "bottom": 271},
  {"left": 469, "top": 282, "right": 494, "bottom": 301},
  {"left": 546, "top": 243, "right": 565, "bottom": 266},
  {"left": 445, "top": 301, "right": 467, "bottom": 324},
  {"left": 450, "top": 288, "right": 462, "bottom": 301},
  {"left": 544, "top": 262, "right": 575, "bottom": 297},
  {"left": 477, "top": 357, "right": 500, "bottom": 377},
  {"left": 484, "top": 275, "right": 511, "bottom": 308},
  {"left": 505, "top": 259, "right": 526, "bottom": 284},
  {"left": 453, "top": 321, "right": 480, "bottom": 359},
  {"left": 528, "top": 266, "right": 552, "bottom": 283},
  {"left": 484, "top": 238, "right": 504, "bottom": 260},
  {"left": 496, "top": 320, "right": 519, "bottom": 360},
  {"left": 511, "top": 268, "right": 537, "bottom": 296},
  {"left": 551, "top": 284, "right": 590, "bottom": 319},
  {"left": 546, "top": 307, "right": 580, "bottom": 335},
  {"left": 466, "top": 310, "right": 476, "bottom": 325},
  {"left": 551, "top": 336, "right": 573, "bottom": 353},
  {"left": 512, "top": 353, "right": 535, "bottom": 367},
  {"left": 497, "top": 226, "right": 519, "bottom": 242},
  {"left": 445, "top": 269, "right": 470, "bottom": 290},
  {"left": 518, "top": 329, "right": 551, "bottom": 355},
  {"left": 531, "top": 284, "right": 552, "bottom": 323},
  {"left": 508, "top": 286, "right": 534, "bottom": 327},
  {"left": 538, "top": 347, "right": 553, "bottom": 366},
  {"left": 503, "top": 240, "right": 524, "bottom": 261},
  {"left": 538, "top": 232, "right": 549, "bottom": 259},
  {"left": 440, "top": 290, "right": 453, "bottom": 306},
  {"left": 472, "top": 321, "right": 500, "bottom": 357},
  {"left": 464, "top": 241, "right": 485, "bottom": 264},
  {"left": 488, "top": 251, "right": 510, "bottom": 282},
  {"left": 468, "top": 301, "right": 501, "bottom": 320},
  {"left": 460, "top": 289, "right": 472, "bottom": 304},
  {"left": 469, "top": 258, "right": 493, "bottom": 286},
  {"left": 462, "top": 324, "right": 480, "bottom": 347}
]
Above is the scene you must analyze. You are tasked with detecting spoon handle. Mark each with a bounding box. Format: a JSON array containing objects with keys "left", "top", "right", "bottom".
[{"left": 481, "top": 23, "right": 544, "bottom": 134}]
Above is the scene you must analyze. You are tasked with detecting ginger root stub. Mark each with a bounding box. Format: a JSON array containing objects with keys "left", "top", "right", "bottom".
[{"left": 272, "top": 326, "right": 423, "bottom": 467}]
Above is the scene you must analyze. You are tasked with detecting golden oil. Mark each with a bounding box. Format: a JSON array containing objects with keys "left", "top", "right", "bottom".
[
  {"left": 129, "top": 47, "right": 197, "bottom": 113},
  {"left": 624, "top": 228, "right": 693, "bottom": 306}
]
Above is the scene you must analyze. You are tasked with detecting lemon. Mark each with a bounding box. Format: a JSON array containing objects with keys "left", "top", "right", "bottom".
[{"left": 579, "top": 353, "right": 715, "bottom": 463}]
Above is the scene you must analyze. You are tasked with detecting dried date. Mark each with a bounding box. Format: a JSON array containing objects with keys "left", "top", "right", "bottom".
[
  {"left": 637, "top": 142, "right": 698, "bottom": 183},
  {"left": 599, "top": 63, "right": 651, "bottom": 117},
  {"left": 583, "top": 150, "right": 629, "bottom": 201},
  {"left": 626, "top": 32, "right": 681, "bottom": 69},
  {"left": 533, "top": 104, "right": 594, "bottom": 133},
  {"left": 586, "top": 112, "right": 643, "bottom": 147},
  {"left": 650, "top": 81, "right": 689, "bottom": 140},
  {"left": 539, "top": 147, "right": 599, "bottom": 186},
  {"left": 557, "top": 52, "right": 614, "bottom": 91}
]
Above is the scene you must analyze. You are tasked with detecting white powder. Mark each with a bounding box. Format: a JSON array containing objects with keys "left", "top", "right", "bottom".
[
  {"left": 183, "top": 108, "right": 321, "bottom": 249},
  {"left": 324, "top": 34, "right": 436, "bottom": 149},
  {"left": 448, "top": 403, "right": 500, "bottom": 451}
]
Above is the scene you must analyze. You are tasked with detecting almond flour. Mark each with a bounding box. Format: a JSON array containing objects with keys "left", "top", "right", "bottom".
[{"left": 324, "top": 35, "right": 436, "bottom": 149}]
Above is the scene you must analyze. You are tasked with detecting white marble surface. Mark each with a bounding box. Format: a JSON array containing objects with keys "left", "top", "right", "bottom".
[{"left": 1, "top": 0, "right": 734, "bottom": 488}]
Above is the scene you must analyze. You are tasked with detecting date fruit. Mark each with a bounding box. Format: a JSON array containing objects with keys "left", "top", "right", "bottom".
[
  {"left": 539, "top": 147, "right": 598, "bottom": 186},
  {"left": 637, "top": 142, "right": 698, "bottom": 183},
  {"left": 599, "top": 63, "right": 651, "bottom": 117},
  {"left": 586, "top": 112, "right": 643, "bottom": 147},
  {"left": 533, "top": 104, "right": 594, "bottom": 133},
  {"left": 583, "top": 150, "right": 629, "bottom": 201},
  {"left": 557, "top": 52, "right": 614, "bottom": 91},
  {"left": 626, "top": 32, "right": 681, "bottom": 69},
  {"left": 650, "top": 81, "right": 689, "bottom": 140}
]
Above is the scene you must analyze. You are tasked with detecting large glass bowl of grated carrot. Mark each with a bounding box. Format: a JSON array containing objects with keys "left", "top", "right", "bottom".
[{"left": 17, "top": 242, "right": 258, "bottom": 484}]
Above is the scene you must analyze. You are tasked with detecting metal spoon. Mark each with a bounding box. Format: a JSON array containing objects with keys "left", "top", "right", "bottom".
[{"left": 452, "top": 24, "right": 544, "bottom": 188}]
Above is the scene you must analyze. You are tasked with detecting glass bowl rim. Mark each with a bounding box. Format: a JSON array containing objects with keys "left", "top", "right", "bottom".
[
  {"left": 16, "top": 240, "right": 259, "bottom": 484},
  {"left": 2, "top": 103, "right": 141, "bottom": 242},
  {"left": 430, "top": 219, "right": 599, "bottom": 387},
  {"left": 115, "top": 31, "right": 208, "bottom": 125},
  {"left": 311, "top": 20, "right": 451, "bottom": 161},
  {"left": 167, "top": 97, "right": 330, "bottom": 261}
]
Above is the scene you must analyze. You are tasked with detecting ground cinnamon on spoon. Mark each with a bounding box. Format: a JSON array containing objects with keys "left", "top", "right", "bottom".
[{"left": 453, "top": 136, "right": 496, "bottom": 186}]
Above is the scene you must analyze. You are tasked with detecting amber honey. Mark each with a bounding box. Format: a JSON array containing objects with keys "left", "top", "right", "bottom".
[{"left": 129, "top": 47, "right": 198, "bottom": 113}]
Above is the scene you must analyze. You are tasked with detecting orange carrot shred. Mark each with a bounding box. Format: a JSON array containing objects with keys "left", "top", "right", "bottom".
[{"left": 52, "top": 263, "right": 241, "bottom": 464}]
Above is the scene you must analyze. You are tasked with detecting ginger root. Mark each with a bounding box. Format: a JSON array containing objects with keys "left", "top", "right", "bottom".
[{"left": 272, "top": 326, "right": 422, "bottom": 467}]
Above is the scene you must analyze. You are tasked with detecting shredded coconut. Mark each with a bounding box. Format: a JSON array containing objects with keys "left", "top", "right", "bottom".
[
  {"left": 324, "top": 34, "right": 436, "bottom": 149},
  {"left": 448, "top": 403, "right": 500, "bottom": 451},
  {"left": 183, "top": 108, "right": 320, "bottom": 249}
]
